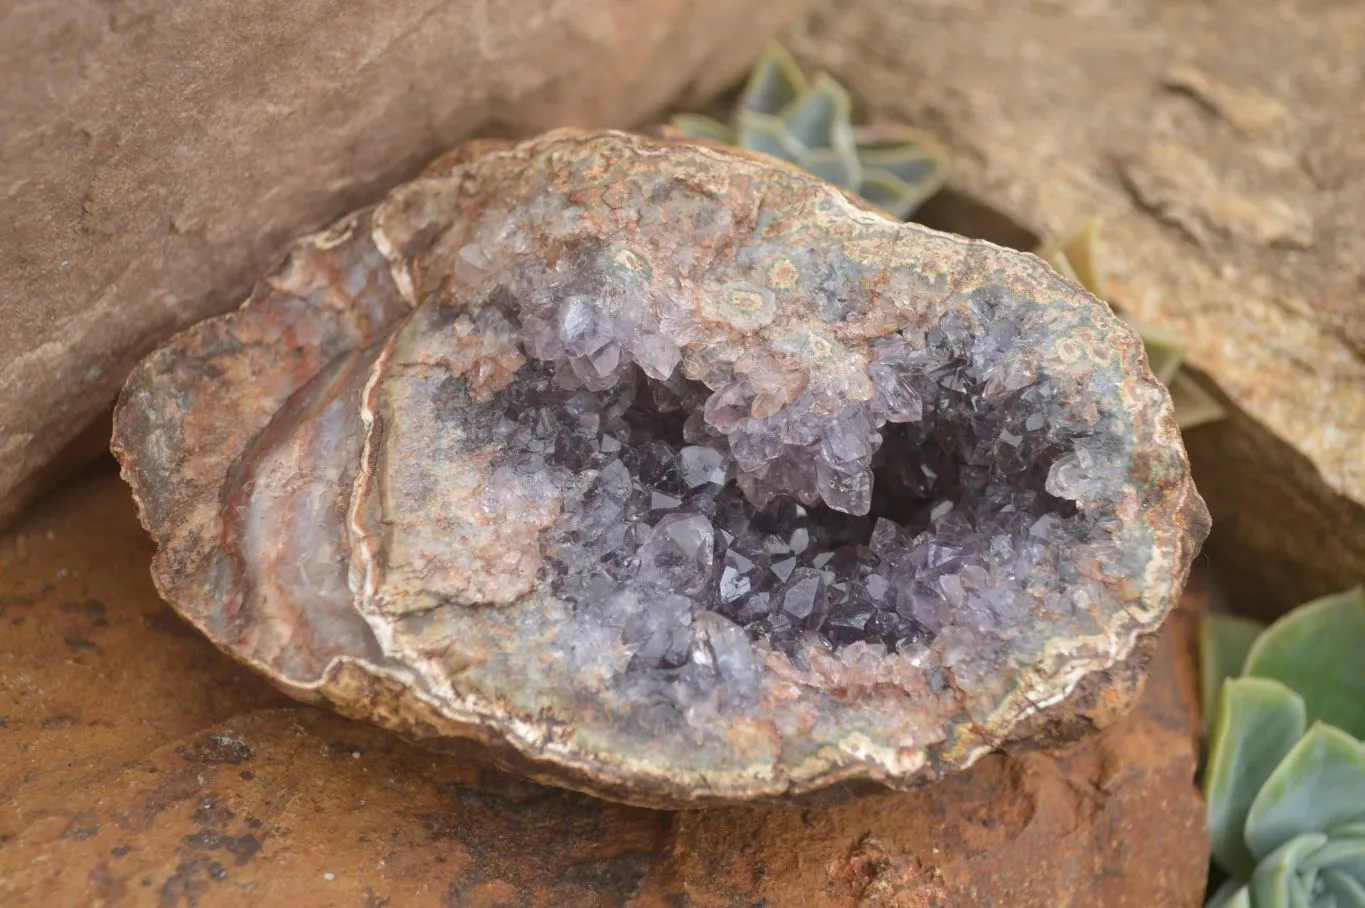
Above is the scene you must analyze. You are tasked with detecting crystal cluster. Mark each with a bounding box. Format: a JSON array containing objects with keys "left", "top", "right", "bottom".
[
  {"left": 113, "top": 129, "right": 1207, "bottom": 805},
  {"left": 443, "top": 244, "right": 1101, "bottom": 694}
]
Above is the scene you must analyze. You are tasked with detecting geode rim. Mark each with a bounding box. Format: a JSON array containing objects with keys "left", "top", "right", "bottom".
[{"left": 112, "top": 128, "right": 1209, "bottom": 808}]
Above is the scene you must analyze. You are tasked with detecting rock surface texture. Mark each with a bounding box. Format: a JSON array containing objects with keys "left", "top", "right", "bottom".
[
  {"left": 0, "top": 471, "right": 1212, "bottom": 907},
  {"left": 111, "top": 129, "right": 1208, "bottom": 807},
  {"left": 785, "top": 0, "right": 1365, "bottom": 616},
  {"left": 0, "top": 0, "right": 811, "bottom": 531}
]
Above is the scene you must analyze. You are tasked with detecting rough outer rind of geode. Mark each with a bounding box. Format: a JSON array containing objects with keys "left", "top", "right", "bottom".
[{"left": 112, "top": 128, "right": 1209, "bottom": 808}]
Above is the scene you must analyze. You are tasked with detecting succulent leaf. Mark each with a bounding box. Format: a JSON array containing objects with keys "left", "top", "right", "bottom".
[
  {"left": 1242, "top": 586, "right": 1365, "bottom": 740},
  {"left": 858, "top": 169, "right": 944, "bottom": 222},
  {"left": 855, "top": 139, "right": 950, "bottom": 220},
  {"left": 1201, "top": 612, "right": 1269, "bottom": 731},
  {"left": 735, "top": 109, "right": 810, "bottom": 162},
  {"left": 1248, "top": 833, "right": 1329, "bottom": 908},
  {"left": 1168, "top": 370, "right": 1228, "bottom": 430},
  {"left": 1206, "top": 677, "right": 1309, "bottom": 878},
  {"left": 1244, "top": 723, "right": 1365, "bottom": 863},
  {"left": 861, "top": 149, "right": 948, "bottom": 191},
  {"left": 854, "top": 132, "right": 948, "bottom": 178},
  {"left": 668, "top": 113, "right": 737, "bottom": 145},
  {"left": 739, "top": 43, "right": 807, "bottom": 116},
  {"left": 1038, "top": 235, "right": 1102, "bottom": 300},
  {"left": 1298, "top": 833, "right": 1365, "bottom": 880},
  {"left": 673, "top": 44, "right": 948, "bottom": 220},
  {"left": 1208, "top": 879, "right": 1254, "bottom": 908},
  {"left": 1042, "top": 217, "right": 1108, "bottom": 298},
  {"left": 779, "top": 74, "right": 855, "bottom": 151},
  {"left": 853, "top": 122, "right": 947, "bottom": 153},
  {"left": 801, "top": 147, "right": 863, "bottom": 192},
  {"left": 1323, "top": 867, "right": 1365, "bottom": 906},
  {"left": 1038, "top": 245, "right": 1082, "bottom": 285},
  {"left": 1199, "top": 588, "right": 1365, "bottom": 906}
]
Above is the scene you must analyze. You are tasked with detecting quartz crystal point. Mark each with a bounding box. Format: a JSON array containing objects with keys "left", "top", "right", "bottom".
[{"left": 112, "top": 129, "right": 1209, "bottom": 807}]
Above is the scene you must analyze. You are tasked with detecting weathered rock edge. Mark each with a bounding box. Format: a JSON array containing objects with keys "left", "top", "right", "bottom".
[{"left": 112, "top": 129, "right": 1209, "bottom": 807}]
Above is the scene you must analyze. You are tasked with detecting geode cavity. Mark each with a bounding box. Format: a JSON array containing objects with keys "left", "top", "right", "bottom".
[{"left": 112, "top": 129, "right": 1209, "bottom": 807}]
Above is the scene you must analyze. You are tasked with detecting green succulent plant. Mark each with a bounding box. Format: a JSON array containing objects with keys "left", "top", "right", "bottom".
[
  {"left": 1038, "top": 218, "right": 1226, "bottom": 430},
  {"left": 1199, "top": 586, "right": 1365, "bottom": 907},
  {"left": 669, "top": 44, "right": 949, "bottom": 220}
]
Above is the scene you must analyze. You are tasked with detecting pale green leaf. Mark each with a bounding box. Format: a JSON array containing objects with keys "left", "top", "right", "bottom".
[
  {"left": 1169, "top": 370, "right": 1228, "bottom": 430},
  {"left": 859, "top": 169, "right": 941, "bottom": 221},
  {"left": 1244, "top": 587, "right": 1365, "bottom": 739},
  {"left": 851, "top": 122, "right": 942, "bottom": 151},
  {"left": 1205, "top": 878, "right": 1252, "bottom": 908},
  {"left": 739, "top": 44, "right": 807, "bottom": 117},
  {"left": 1048, "top": 217, "right": 1108, "bottom": 299},
  {"left": 1245, "top": 723, "right": 1365, "bottom": 860},
  {"left": 856, "top": 143, "right": 948, "bottom": 189},
  {"left": 801, "top": 147, "right": 861, "bottom": 191},
  {"left": 1298, "top": 834, "right": 1365, "bottom": 880},
  {"left": 1205, "top": 677, "right": 1307, "bottom": 878},
  {"left": 779, "top": 74, "right": 855, "bottom": 156},
  {"left": 667, "top": 113, "right": 737, "bottom": 145},
  {"left": 1249, "top": 833, "right": 1328, "bottom": 908},
  {"left": 1038, "top": 247, "right": 1081, "bottom": 284},
  {"left": 1323, "top": 868, "right": 1365, "bottom": 908},
  {"left": 1200, "top": 612, "right": 1268, "bottom": 733},
  {"left": 735, "top": 110, "right": 809, "bottom": 163}
]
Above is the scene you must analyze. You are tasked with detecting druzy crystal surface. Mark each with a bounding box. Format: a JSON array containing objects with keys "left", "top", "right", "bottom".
[
  {"left": 437, "top": 291, "right": 1085, "bottom": 688},
  {"left": 112, "top": 129, "right": 1209, "bottom": 807}
]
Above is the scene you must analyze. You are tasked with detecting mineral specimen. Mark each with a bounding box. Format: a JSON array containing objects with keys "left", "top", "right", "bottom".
[{"left": 112, "top": 128, "right": 1209, "bottom": 807}]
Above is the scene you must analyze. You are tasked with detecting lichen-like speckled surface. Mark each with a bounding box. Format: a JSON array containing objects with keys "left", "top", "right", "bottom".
[{"left": 112, "top": 129, "right": 1208, "bottom": 807}]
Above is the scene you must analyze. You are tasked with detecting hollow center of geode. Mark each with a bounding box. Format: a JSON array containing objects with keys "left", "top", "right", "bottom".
[{"left": 444, "top": 301, "right": 1081, "bottom": 672}]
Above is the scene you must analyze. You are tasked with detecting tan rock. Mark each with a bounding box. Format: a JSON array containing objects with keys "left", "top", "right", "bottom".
[
  {"left": 0, "top": 0, "right": 811, "bottom": 531},
  {"left": 0, "top": 469, "right": 1208, "bottom": 907},
  {"left": 785, "top": 0, "right": 1365, "bottom": 615}
]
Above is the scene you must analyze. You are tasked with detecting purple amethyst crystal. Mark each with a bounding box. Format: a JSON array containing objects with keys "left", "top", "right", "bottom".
[{"left": 112, "top": 129, "right": 1209, "bottom": 807}]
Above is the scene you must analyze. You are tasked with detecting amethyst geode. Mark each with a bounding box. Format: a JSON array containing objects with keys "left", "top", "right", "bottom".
[{"left": 112, "top": 129, "right": 1209, "bottom": 807}]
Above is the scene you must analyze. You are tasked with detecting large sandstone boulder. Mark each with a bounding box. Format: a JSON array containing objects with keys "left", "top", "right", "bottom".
[
  {"left": 0, "top": 0, "right": 811, "bottom": 530},
  {"left": 786, "top": 0, "right": 1364, "bottom": 615}
]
